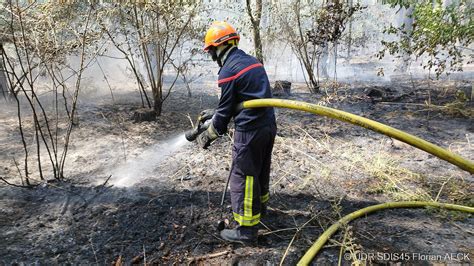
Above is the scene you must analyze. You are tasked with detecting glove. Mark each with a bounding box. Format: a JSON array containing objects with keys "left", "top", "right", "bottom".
[
  {"left": 197, "top": 120, "right": 219, "bottom": 149},
  {"left": 198, "top": 109, "right": 215, "bottom": 123}
]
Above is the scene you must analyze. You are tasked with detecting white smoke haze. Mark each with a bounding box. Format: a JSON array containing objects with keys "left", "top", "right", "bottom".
[
  {"left": 9, "top": 1, "right": 468, "bottom": 108},
  {"left": 1, "top": 1, "right": 472, "bottom": 185}
]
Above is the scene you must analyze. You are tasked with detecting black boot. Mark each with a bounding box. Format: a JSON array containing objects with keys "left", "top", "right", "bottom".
[{"left": 220, "top": 226, "right": 258, "bottom": 245}]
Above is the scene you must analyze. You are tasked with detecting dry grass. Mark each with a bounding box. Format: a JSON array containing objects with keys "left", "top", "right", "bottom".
[
  {"left": 274, "top": 117, "right": 472, "bottom": 205},
  {"left": 327, "top": 199, "right": 364, "bottom": 266},
  {"left": 418, "top": 101, "right": 474, "bottom": 118},
  {"left": 335, "top": 226, "right": 363, "bottom": 266},
  {"left": 319, "top": 81, "right": 352, "bottom": 105},
  {"left": 357, "top": 151, "right": 432, "bottom": 201},
  {"left": 415, "top": 86, "right": 474, "bottom": 118},
  {"left": 270, "top": 119, "right": 433, "bottom": 202}
]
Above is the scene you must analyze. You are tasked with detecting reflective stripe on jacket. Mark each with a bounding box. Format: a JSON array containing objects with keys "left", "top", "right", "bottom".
[{"left": 212, "top": 48, "right": 276, "bottom": 134}]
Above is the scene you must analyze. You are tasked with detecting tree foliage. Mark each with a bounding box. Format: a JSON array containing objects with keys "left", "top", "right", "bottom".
[{"left": 378, "top": 0, "right": 473, "bottom": 77}]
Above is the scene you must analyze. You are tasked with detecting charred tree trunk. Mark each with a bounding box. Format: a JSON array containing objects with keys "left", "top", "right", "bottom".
[
  {"left": 397, "top": 6, "right": 413, "bottom": 73},
  {"left": 319, "top": 45, "right": 329, "bottom": 78},
  {"left": 346, "top": 0, "right": 353, "bottom": 59},
  {"left": 294, "top": 0, "right": 319, "bottom": 92},
  {"left": 0, "top": 44, "right": 12, "bottom": 101},
  {"left": 246, "top": 0, "right": 264, "bottom": 63},
  {"left": 153, "top": 99, "right": 162, "bottom": 116}
]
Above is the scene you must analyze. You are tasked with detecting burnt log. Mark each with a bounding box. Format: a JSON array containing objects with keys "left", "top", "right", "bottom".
[
  {"left": 132, "top": 108, "right": 156, "bottom": 123},
  {"left": 459, "top": 85, "right": 472, "bottom": 102},
  {"left": 273, "top": 80, "right": 291, "bottom": 97}
]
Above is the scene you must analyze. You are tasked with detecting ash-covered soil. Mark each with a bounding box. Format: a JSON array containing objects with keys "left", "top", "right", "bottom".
[{"left": 0, "top": 79, "right": 473, "bottom": 265}]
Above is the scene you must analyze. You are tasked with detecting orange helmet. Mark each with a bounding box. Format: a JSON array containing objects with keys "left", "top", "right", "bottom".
[{"left": 204, "top": 21, "right": 240, "bottom": 51}]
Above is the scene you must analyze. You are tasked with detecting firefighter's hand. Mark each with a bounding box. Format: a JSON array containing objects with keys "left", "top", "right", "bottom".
[
  {"left": 197, "top": 121, "right": 219, "bottom": 149},
  {"left": 198, "top": 109, "right": 215, "bottom": 123}
]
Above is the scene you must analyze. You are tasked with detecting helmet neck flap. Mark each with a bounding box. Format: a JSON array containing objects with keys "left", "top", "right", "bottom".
[{"left": 209, "top": 43, "right": 236, "bottom": 67}]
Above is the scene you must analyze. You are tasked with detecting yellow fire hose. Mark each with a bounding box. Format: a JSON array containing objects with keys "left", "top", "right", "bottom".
[
  {"left": 241, "top": 99, "right": 473, "bottom": 173},
  {"left": 240, "top": 99, "right": 474, "bottom": 264},
  {"left": 297, "top": 201, "right": 474, "bottom": 265}
]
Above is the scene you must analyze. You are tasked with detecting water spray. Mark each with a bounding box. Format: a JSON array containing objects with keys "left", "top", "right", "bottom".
[{"left": 110, "top": 133, "right": 189, "bottom": 187}]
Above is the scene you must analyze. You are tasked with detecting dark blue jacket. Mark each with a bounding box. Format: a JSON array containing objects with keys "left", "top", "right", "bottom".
[{"left": 212, "top": 48, "right": 275, "bottom": 134}]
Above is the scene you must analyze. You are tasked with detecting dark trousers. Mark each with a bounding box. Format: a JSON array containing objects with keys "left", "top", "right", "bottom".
[{"left": 230, "top": 123, "right": 277, "bottom": 226}]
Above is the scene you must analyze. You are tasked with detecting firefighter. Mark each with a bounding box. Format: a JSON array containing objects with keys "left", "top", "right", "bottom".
[{"left": 197, "top": 21, "right": 277, "bottom": 245}]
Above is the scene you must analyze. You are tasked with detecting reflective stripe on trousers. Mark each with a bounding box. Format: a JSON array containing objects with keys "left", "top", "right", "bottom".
[{"left": 230, "top": 123, "right": 276, "bottom": 226}]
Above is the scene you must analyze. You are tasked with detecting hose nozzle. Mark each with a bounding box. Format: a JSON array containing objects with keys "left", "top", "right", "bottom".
[
  {"left": 185, "top": 115, "right": 212, "bottom": 142},
  {"left": 185, "top": 128, "right": 200, "bottom": 142}
]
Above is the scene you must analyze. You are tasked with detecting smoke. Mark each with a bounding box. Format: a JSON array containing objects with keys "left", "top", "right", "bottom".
[{"left": 109, "top": 133, "right": 190, "bottom": 187}]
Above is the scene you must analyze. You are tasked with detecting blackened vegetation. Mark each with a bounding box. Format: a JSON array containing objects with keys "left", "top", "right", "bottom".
[{"left": 0, "top": 83, "right": 472, "bottom": 264}]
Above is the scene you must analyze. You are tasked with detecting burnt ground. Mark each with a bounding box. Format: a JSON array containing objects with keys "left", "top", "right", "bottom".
[{"left": 0, "top": 79, "right": 473, "bottom": 265}]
